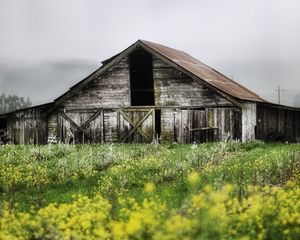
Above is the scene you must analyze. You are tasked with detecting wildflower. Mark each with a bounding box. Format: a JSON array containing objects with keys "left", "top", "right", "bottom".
[
  {"left": 126, "top": 213, "right": 142, "bottom": 235},
  {"left": 110, "top": 221, "right": 126, "bottom": 239},
  {"left": 144, "top": 182, "right": 155, "bottom": 193},
  {"left": 187, "top": 171, "right": 200, "bottom": 185}
]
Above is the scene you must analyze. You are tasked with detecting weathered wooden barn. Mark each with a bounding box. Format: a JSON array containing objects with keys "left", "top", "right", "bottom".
[{"left": 1, "top": 40, "right": 300, "bottom": 144}]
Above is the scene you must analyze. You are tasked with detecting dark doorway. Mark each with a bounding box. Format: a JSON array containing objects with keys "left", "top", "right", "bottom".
[
  {"left": 155, "top": 109, "right": 161, "bottom": 139},
  {"left": 129, "top": 48, "right": 155, "bottom": 106},
  {"left": 0, "top": 117, "right": 6, "bottom": 129},
  {"left": 0, "top": 117, "right": 7, "bottom": 144}
]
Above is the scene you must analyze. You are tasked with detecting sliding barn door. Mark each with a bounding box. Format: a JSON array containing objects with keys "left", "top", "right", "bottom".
[
  {"left": 118, "top": 108, "right": 155, "bottom": 143},
  {"left": 58, "top": 109, "right": 103, "bottom": 143}
]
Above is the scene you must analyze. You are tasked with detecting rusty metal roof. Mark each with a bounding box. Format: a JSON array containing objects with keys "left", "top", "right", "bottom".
[{"left": 140, "top": 40, "right": 265, "bottom": 102}]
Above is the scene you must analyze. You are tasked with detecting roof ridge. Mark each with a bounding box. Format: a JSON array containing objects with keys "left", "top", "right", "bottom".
[
  {"left": 47, "top": 39, "right": 265, "bottom": 114},
  {"left": 140, "top": 40, "right": 265, "bottom": 102}
]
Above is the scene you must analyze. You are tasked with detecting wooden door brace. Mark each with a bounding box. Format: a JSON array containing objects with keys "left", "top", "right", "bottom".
[
  {"left": 73, "top": 109, "right": 103, "bottom": 137},
  {"left": 61, "top": 112, "right": 95, "bottom": 141},
  {"left": 119, "top": 109, "right": 153, "bottom": 142}
]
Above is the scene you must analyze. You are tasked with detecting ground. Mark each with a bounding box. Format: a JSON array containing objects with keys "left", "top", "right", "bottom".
[{"left": 0, "top": 142, "right": 300, "bottom": 239}]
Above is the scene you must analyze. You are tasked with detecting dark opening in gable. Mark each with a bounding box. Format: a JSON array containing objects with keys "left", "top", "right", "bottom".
[
  {"left": 0, "top": 117, "right": 6, "bottom": 129},
  {"left": 129, "top": 48, "right": 155, "bottom": 106}
]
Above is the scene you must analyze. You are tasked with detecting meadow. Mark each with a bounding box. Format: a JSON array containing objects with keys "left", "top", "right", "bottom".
[{"left": 0, "top": 141, "right": 300, "bottom": 239}]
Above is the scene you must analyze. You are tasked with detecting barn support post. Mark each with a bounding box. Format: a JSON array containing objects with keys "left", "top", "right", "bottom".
[{"left": 242, "top": 102, "right": 257, "bottom": 142}]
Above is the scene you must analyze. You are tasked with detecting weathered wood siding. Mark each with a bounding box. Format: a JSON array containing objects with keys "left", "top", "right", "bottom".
[
  {"left": 61, "top": 55, "right": 234, "bottom": 109},
  {"left": 48, "top": 109, "right": 104, "bottom": 143},
  {"left": 257, "top": 104, "right": 300, "bottom": 142},
  {"left": 103, "top": 110, "right": 118, "bottom": 142},
  {"left": 153, "top": 56, "right": 234, "bottom": 107},
  {"left": 63, "top": 57, "right": 131, "bottom": 109},
  {"left": 209, "top": 107, "right": 242, "bottom": 141},
  {"left": 160, "top": 107, "right": 241, "bottom": 143},
  {"left": 118, "top": 109, "right": 154, "bottom": 143},
  {"left": 242, "top": 102, "right": 257, "bottom": 142},
  {"left": 46, "top": 51, "right": 242, "bottom": 143},
  {"left": 47, "top": 112, "right": 59, "bottom": 143},
  {"left": 152, "top": 56, "right": 240, "bottom": 142},
  {"left": 6, "top": 107, "right": 48, "bottom": 144},
  {"left": 47, "top": 57, "right": 130, "bottom": 142}
]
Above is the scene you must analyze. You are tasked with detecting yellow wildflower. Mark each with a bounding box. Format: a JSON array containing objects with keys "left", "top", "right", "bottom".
[
  {"left": 187, "top": 171, "right": 200, "bottom": 185},
  {"left": 126, "top": 213, "right": 142, "bottom": 235},
  {"left": 144, "top": 182, "right": 155, "bottom": 193}
]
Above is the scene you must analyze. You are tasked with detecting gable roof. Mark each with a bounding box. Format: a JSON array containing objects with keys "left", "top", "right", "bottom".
[
  {"left": 47, "top": 40, "right": 265, "bottom": 114},
  {"left": 140, "top": 40, "right": 265, "bottom": 102}
]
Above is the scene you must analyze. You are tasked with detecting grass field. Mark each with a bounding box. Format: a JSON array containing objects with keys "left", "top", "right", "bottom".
[{"left": 0, "top": 142, "right": 300, "bottom": 239}]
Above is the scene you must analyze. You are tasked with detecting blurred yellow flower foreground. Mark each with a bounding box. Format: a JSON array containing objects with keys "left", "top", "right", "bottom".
[
  {"left": 1, "top": 184, "right": 300, "bottom": 240},
  {"left": 0, "top": 142, "right": 300, "bottom": 239}
]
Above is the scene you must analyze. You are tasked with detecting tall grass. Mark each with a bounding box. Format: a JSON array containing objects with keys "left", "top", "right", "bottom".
[{"left": 0, "top": 142, "right": 300, "bottom": 239}]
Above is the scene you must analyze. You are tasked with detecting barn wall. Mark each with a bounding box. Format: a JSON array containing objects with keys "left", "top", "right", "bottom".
[
  {"left": 46, "top": 57, "right": 131, "bottom": 143},
  {"left": 152, "top": 56, "right": 241, "bottom": 143},
  {"left": 152, "top": 56, "right": 235, "bottom": 108},
  {"left": 47, "top": 108, "right": 105, "bottom": 144},
  {"left": 103, "top": 110, "right": 118, "bottom": 142},
  {"left": 210, "top": 107, "right": 242, "bottom": 141},
  {"left": 63, "top": 57, "right": 131, "bottom": 109},
  {"left": 46, "top": 51, "right": 243, "bottom": 144},
  {"left": 5, "top": 107, "right": 48, "bottom": 144},
  {"left": 256, "top": 104, "right": 300, "bottom": 142},
  {"left": 47, "top": 112, "right": 59, "bottom": 143},
  {"left": 160, "top": 107, "right": 242, "bottom": 143},
  {"left": 242, "top": 102, "right": 257, "bottom": 142},
  {"left": 61, "top": 55, "right": 235, "bottom": 110}
]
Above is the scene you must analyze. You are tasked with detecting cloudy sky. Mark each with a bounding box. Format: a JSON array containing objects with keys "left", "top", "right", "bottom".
[{"left": 1, "top": 0, "right": 300, "bottom": 106}]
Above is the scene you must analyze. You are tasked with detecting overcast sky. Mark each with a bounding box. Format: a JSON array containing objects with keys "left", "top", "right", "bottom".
[{"left": 1, "top": 0, "right": 300, "bottom": 106}]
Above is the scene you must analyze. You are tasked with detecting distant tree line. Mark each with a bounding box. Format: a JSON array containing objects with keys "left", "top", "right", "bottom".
[{"left": 0, "top": 93, "right": 32, "bottom": 114}]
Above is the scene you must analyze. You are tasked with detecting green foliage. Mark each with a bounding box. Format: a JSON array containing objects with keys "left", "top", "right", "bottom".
[
  {"left": 0, "top": 142, "right": 300, "bottom": 239},
  {"left": 0, "top": 93, "right": 32, "bottom": 114}
]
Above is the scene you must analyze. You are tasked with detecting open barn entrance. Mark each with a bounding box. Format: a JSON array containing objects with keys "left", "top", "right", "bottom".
[
  {"left": 0, "top": 117, "right": 7, "bottom": 144},
  {"left": 0, "top": 117, "right": 6, "bottom": 130},
  {"left": 129, "top": 48, "right": 155, "bottom": 106}
]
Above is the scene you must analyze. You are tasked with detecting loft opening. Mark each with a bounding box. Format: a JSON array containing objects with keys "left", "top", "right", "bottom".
[
  {"left": 0, "top": 117, "right": 6, "bottom": 130},
  {"left": 129, "top": 48, "right": 155, "bottom": 106}
]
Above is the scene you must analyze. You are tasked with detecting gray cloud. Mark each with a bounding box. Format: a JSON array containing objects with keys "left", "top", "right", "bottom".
[
  {"left": 0, "top": 59, "right": 99, "bottom": 104},
  {"left": 294, "top": 92, "right": 300, "bottom": 107},
  {"left": 0, "top": 0, "right": 300, "bottom": 106}
]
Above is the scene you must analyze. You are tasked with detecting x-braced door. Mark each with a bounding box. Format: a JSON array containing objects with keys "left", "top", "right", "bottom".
[
  {"left": 117, "top": 108, "right": 155, "bottom": 143},
  {"left": 60, "top": 109, "right": 103, "bottom": 143}
]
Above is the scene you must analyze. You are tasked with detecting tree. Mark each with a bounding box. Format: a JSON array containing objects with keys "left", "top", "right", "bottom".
[{"left": 0, "top": 93, "right": 32, "bottom": 114}]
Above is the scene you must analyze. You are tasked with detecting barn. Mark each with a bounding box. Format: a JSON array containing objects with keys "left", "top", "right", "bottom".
[{"left": 1, "top": 40, "right": 300, "bottom": 144}]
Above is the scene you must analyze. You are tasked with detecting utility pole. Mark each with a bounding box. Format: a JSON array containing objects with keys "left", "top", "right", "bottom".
[{"left": 275, "top": 85, "right": 285, "bottom": 105}]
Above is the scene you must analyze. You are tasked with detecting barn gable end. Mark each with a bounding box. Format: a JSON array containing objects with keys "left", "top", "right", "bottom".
[
  {"left": 63, "top": 57, "right": 131, "bottom": 109},
  {"left": 152, "top": 56, "right": 234, "bottom": 108},
  {"left": 46, "top": 44, "right": 241, "bottom": 143}
]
